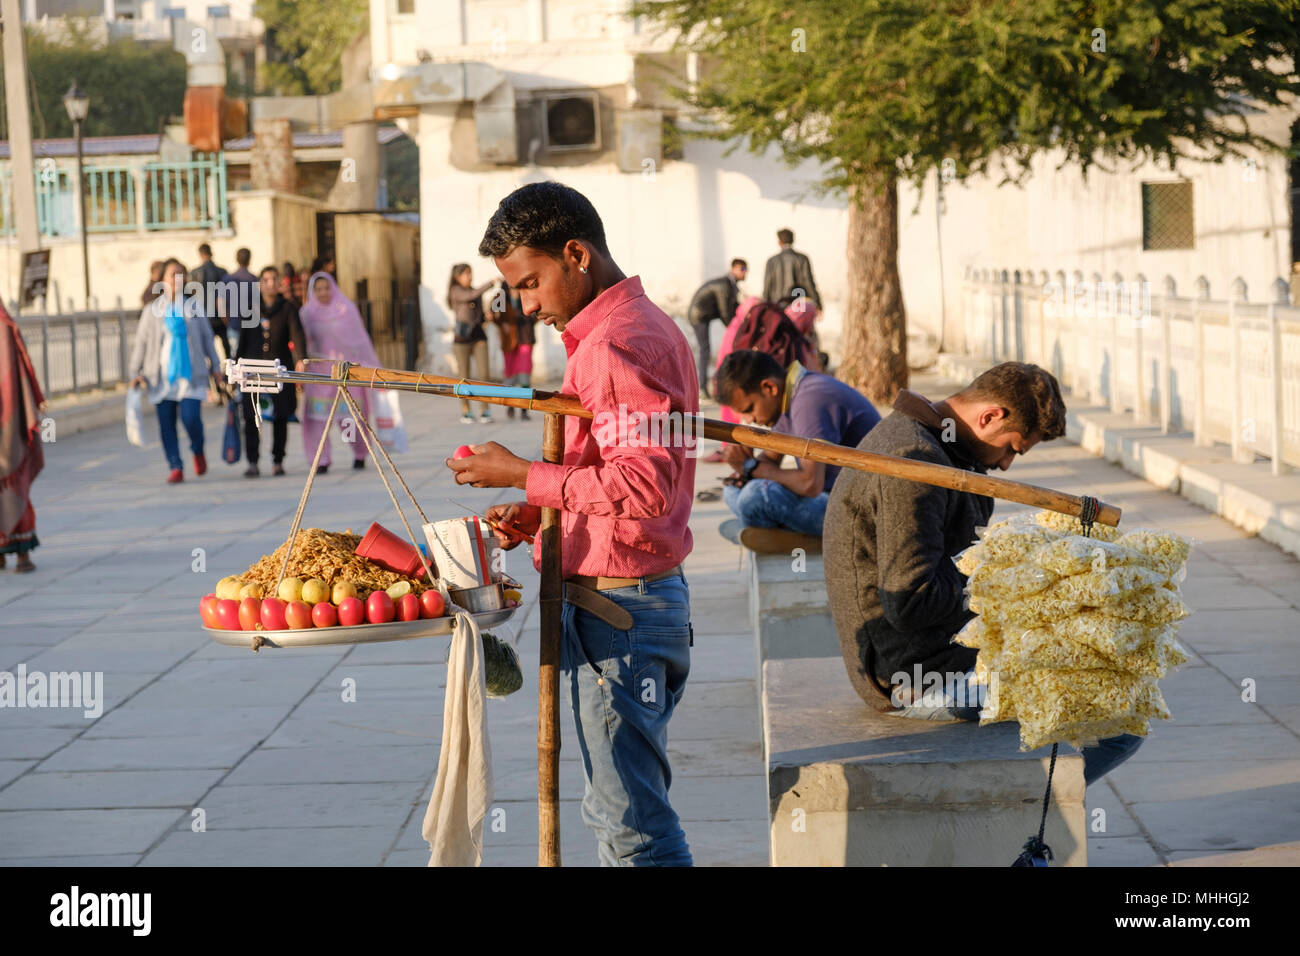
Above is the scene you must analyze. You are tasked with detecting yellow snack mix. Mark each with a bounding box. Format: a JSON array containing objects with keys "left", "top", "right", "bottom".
[
  {"left": 966, "top": 562, "right": 1059, "bottom": 601},
  {"left": 957, "top": 508, "right": 1191, "bottom": 751}
]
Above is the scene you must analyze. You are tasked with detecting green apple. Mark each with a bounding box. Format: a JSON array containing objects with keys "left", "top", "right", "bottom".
[
  {"left": 278, "top": 577, "right": 304, "bottom": 603},
  {"left": 301, "top": 578, "right": 330, "bottom": 605}
]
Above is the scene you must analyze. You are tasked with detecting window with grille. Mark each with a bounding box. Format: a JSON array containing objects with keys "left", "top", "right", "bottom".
[{"left": 1141, "top": 181, "right": 1194, "bottom": 250}]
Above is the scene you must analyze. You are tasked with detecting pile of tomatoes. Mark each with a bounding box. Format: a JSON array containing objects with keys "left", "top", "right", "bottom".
[{"left": 200, "top": 588, "right": 447, "bottom": 632}]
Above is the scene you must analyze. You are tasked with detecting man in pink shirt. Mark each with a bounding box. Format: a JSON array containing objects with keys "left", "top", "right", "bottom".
[{"left": 446, "top": 182, "right": 699, "bottom": 866}]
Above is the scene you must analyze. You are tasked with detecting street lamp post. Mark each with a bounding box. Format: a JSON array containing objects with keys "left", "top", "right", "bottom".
[{"left": 63, "top": 81, "right": 90, "bottom": 310}]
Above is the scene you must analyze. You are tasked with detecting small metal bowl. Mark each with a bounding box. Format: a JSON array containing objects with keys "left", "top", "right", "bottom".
[{"left": 449, "top": 581, "right": 506, "bottom": 613}]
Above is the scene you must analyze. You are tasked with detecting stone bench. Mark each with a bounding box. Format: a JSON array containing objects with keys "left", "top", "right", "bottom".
[
  {"left": 747, "top": 552, "right": 840, "bottom": 690},
  {"left": 763, "top": 656, "right": 1088, "bottom": 866}
]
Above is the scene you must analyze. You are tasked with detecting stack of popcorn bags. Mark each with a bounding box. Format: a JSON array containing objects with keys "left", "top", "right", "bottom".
[{"left": 954, "top": 510, "right": 1192, "bottom": 751}]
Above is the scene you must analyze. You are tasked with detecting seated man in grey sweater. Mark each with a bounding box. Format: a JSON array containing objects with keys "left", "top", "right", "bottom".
[{"left": 823, "top": 362, "right": 1142, "bottom": 785}]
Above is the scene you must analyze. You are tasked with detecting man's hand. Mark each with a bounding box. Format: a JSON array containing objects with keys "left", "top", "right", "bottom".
[
  {"left": 446, "top": 441, "right": 532, "bottom": 489},
  {"left": 130, "top": 376, "right": 146, "bottom": 389},
  {"left": 485, "top": 501, "right": 541, "bottom": 549},
  {"left": 722, "top": 443, "right": 751, "bottom": 472}
]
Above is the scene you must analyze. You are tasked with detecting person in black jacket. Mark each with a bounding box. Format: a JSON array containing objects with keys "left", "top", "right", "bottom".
[
  {"left": 189, "top": 243, "right": 230, "bottom": 354},
  {"left": 762, "top": 229, "right": 821, "bottom": 310},
  {"left": 687, "top": 258, "right": 746, "bottom": 399},
  {"left": 236, "top": 266, "right": 308, "bottom": 477}
]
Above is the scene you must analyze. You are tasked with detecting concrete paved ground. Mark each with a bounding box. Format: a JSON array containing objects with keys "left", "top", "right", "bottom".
[{"left": 1, "top": 366, "right": 1297, "bottom": 866}]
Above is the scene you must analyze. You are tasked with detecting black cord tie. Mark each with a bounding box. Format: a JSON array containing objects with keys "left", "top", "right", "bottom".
[{"left": 1011, "top": 496, "right": 1099, "bottom": 867}]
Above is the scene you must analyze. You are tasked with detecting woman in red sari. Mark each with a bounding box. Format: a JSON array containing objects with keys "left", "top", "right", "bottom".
[{"left": 0, "top": 304, "right": 45, "bottom": 572}]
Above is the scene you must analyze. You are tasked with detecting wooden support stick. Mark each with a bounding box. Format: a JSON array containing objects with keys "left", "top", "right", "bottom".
[
  {"left": 537, "top": 412, "right": 564, "bottom": 867},
  {"left": 335, "top": 365, "right": 1122, "bottom": 526}
]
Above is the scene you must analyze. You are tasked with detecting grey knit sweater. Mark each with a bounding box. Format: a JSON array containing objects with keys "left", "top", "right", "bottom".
[{"left": 823, "top": 391, "right": 995, "bottom": 708}]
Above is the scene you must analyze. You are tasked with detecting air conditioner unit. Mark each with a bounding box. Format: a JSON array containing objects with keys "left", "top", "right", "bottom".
[{"left": 540, "top": 92, "right": 601, "bottom": 152}]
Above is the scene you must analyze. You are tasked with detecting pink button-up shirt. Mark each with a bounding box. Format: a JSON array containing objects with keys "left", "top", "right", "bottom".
[{"left": 525, "top": 276, "right": 699, "bottom": 578}]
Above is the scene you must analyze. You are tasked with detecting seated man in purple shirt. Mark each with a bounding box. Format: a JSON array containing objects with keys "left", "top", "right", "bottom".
[{"left": 715, "top": 349, "right": 881, "bottom": 553}]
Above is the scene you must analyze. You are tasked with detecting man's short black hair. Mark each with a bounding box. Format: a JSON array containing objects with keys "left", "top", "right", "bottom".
[
  {"left": 478, "top": 181, "right": 610, "bottom": 260},
  {"left": 198, "top": 243, "right": 213, "bottom": 257},
  {"left": 716, "top": 349, "right": 785, "bottom": 402},
  {"left": 777, "top": 228, "right": 794, "bottom": 245},
  {"left": 731, "top": 258, "right": 748, "bottom": 270},
  {"left": 259, "top": 265, "right": 279, "bottom": 280},
  {"left": 235, "top": 247, "right": 251, "bottom": 267}
]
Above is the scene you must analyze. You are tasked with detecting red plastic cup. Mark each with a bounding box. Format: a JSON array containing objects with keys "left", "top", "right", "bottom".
[{"left": 355, "top": 522, "right": 424, "bottom": 576}]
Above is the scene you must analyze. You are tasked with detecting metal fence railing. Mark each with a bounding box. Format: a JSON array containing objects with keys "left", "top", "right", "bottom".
[
  {"left": 14, "top": 310, "right": 140, "bottom": 399},
  {"left": 961, "top": 269, "right": 1299, "bottom": 475},
  {"left": 0, "top": 153, "right": 229, "bottom": 237}
]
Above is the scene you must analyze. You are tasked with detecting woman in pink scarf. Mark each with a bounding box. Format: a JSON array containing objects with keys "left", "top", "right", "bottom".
[
  {"left": 0, "top": 304, "right": 45, "bottom": 571},
  {"left": 299, "top": 272, "right": 380, "bottom": 473},
  {"left": 698, "top": 295, "right": 761, "bottom": 462}
]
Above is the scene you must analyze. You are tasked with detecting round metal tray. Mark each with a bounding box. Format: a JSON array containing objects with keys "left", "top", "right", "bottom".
[{"left": 203, "top": 606, "right": 519, "bottom": 649}]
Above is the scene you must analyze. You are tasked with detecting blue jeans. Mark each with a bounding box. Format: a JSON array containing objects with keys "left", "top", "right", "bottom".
[
  {"left": 888, "top": 669, "right": 1143, "bottom": 786},
  {"left": 561, "top": 571, "right": 693, "bottom": 866},
  {"left": 723, "top": 478, "right": 828, "bottom": 536},
  {"left": 156, "top": 398, "right": 204, "bottom": 471}
]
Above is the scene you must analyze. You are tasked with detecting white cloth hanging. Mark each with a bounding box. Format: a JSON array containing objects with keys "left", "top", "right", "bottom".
[{"left": 422, "top": 609, "right": 493, "bottom": 866}]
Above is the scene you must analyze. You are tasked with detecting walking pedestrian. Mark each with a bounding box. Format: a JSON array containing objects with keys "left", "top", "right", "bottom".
[
  {"left": 299, "top": 271, "right": 379, "bottom": 473},
  {"left": 687, "top": 258, "right": 746, "bottom": 399},
  {"left": 494, "top": 281, "right": 536, "bottom": 420},
  {"left": 237, "top": 266, "right": 308, "bottom": 477},
  {"left": 223, "top": 247, "right": 259, "bottom": 358},
  {"left": 0, "top": 303, "right": 45, "bottom": 572},
  {"left": 189, "top": 242, "right": 230, "bottom": 355},
  {"left": 762, "top": 228, "right": 821, "bottom": 309},
  {"left": 141, "top": 260, "right": 165, "bottom": 308},
  {"left": 452, "top": 181, "right": 699, "bottom": 866},
  {"left": 280, "top": 262, "right": 304, "bottom": 305},
  {"left": 128, "top": 258, "right": 225, "bottom": 484},
  {"left": 447, "top": 263, "right": 499, "bottom": 424}
]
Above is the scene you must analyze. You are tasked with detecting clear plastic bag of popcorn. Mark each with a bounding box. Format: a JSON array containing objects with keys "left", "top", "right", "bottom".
[
  {"left": 1005, "top": 628, "right": 1114, "bottom": 673},
  {"left": 1034, "top": 509, "right": 1123, "bottom": 542},
  {"left": 977, "top": 591, "right": 1084, "bottom": 628},
  {"left": 1045, "top": 564, "right": 1167, "bottom": 606},
  {"left": 1098, "top": 586, "right": 1191, "bottom": 626},
  {"left": 1137, "top": 678, "right": 1171, "bottom": 720},
  {"left": 953, "top": 615, "right": 1000, "bottom": 649},
  {"left": 1030, "top": 536, "right": 1146, "bottom": 576},
  {"left": 1021, "top": 715, "right": 1150, "bottom": 752},
  {"left": 1023, "top": 612, "right": 1161, "bottom": 657},
  {"left": 1016, "top": 667, "right": 1143, "bottom": 724},
  {"left": 978, "top": 668, "right": 1015, "bottom": 723},
  {"left": 966, "top": 562, "right": 1060, "bottom": 602},
  {"left": 974, "top": 521, "right": 1059, "bottom": 566},
  {"left": 1115, "top": 528, "right": 1193, "bottom": 577}
]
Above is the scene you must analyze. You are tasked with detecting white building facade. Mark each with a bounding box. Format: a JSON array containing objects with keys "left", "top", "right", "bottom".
[{"left": 368, "top": 0, "right": 1296, "bottom": 385}]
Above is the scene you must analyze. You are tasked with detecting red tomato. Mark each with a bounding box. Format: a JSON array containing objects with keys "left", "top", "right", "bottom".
[
  {"left": 215, "top": 599, "right": 241, "bottom": 631},
  {"left": 397, "top": 593, "right": 420, "bottom": 622},
  {"left": 419, "top": 590, "right": 445, "bottom": 619},
  {"left": 260, "top": 598, "right": 288, "bottom": 630},
  {"left": 312, "top": 602, "right": 339, "bottom": 628},
  {"left": 199, "top": 594, "right": 219, "bottom": 628},
  {"left": 285, "top": 600, "right": 314, "bottom": 630},
  {"left": 453, "top": 445, "right": 474, "bottom": 459},
  {"left": 238, "top": 597, "right": 262, "bottom": 631},
  {"left": 366, "top": 590, "right": 396, "bottom": 624},
  {"left": 337, "top": 597, "right": 365, "bottom": 627}
]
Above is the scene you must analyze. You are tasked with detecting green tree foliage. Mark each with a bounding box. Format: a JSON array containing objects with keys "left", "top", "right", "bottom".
[
  {"left": 632, "top": 0, "right": 1300, "bottom": 399},
  {"left": 2, "top": 21, "right": 187, "bottom": 139},
  {"left": 257, "top": 0, "right": 368, "bottom": 95}
]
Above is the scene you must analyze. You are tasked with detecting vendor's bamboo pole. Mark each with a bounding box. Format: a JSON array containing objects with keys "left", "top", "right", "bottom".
[
  {"left": 335, "top": 365, "right": 1122, "bottom": 526},
  {"left": 537, "top": 413, "right": 564, "bottom": 867}
]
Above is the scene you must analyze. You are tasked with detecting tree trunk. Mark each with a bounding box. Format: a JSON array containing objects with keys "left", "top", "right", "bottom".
[{"left": 839, "top": 172, "right": 908, "bottom": 405}]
